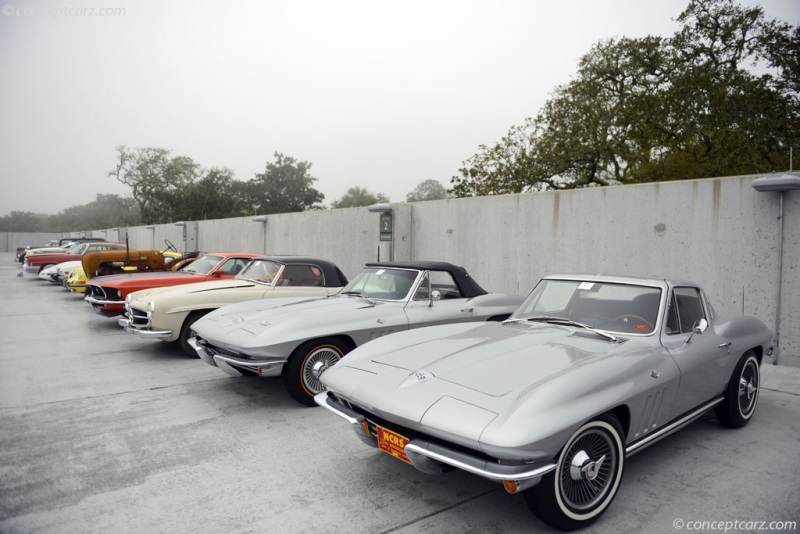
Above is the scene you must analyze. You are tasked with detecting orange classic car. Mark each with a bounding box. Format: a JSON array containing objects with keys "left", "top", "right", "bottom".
[{"left": 83, "top": 252, "right": 259, "bottom": 317}]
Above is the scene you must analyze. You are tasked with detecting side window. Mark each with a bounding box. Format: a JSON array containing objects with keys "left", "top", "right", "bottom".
[
  {"left": 413, "top": 271, "right": 463, "bottom": 300},
  {"left": 282, "top": 265, "right": 324, "bottom": 286},
  {"left": 219, "top": 258, "right": 246, "bottom": 275},
  {"left": 667, "top": 287, "right": 706, "bottom": 335}
]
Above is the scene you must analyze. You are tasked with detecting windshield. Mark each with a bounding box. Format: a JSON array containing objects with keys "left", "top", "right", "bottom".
[
  {"left": 339, "top": 267, "right": 419, "bottom": 300},
  {"left": 179, "top": 254, "right": 223, "bottom": 275},
  {"left": 71, "top": 243, "right": 88, "bottom": 255},
  {"left": 511, "top": 279, "right": 662, "bottom": 335},
  {"left": 237, "top": 259, "right": 282, "bottom": 284}
]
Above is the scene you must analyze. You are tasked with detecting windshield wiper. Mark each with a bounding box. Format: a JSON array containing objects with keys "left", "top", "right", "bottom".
[
  {"left": 340, "top": 291, "right": 376, "bottom": 304},
  {"left": 522, "top": 316, "right": 618, "bottom": 342}
]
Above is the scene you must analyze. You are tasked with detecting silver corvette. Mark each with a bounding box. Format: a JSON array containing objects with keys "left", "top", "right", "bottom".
[
  {"left": 315, "top": 274, "right": 774, "bottom": 531},
  {"left": 189, "top": 261, "right": 524, "bottom": 406}
]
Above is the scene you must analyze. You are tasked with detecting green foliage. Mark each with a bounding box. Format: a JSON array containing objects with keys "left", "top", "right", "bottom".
[
  {"left": 331, "top": 186, "right": 389, "bottom": 209},
  {"left": 248, "top": 153, "right": 325, "bottom": 214},
  {"left": 0, "top": 195, "right": 140, "bottom": 232},
  {"left": 406, "top": 179, "right": 449, "bottom": 202},
  {"left": 108, "top": 149, "right": 324, "bottom": 223},
  {"left": 0, "top": 211, "right": 50, "bottom": 232},
  {"left": 450, "top": 0, "right": 799, "bottom": 197}
]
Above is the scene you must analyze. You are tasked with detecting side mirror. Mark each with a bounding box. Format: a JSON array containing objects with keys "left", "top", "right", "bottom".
[
  {"left": 431, "top": 290, "right": 442, "bottom": 302},
  {"left": 693, "top": 318, "right": 708, "bottom": 334},
  {"left": 685, "top": 318, "right": 708, "bottom": 344}
]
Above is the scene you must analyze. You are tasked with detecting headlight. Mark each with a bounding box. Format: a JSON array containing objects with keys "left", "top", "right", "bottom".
[{"left": 125, "top": 294, "right": 132, "bottom": 304}]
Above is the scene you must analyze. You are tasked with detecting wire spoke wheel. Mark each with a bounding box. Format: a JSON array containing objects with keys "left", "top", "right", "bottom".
[
  {"left": 737, "top": 357, "right": 759, "bottom": 417},
  {"left": 559, "top": 430, "right": 616, "bottom": 511},
  {"left": 285, "top": 338, "right": 350, "bottom": 406},
  {"left": 527, "top": 413, "right": 624, "bottom": 531},
  {"left": 302, "top": 346, "right": 344, "bottom": 395}
]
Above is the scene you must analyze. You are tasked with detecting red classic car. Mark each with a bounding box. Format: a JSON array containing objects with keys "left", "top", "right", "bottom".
[
  {"left": 83, "top": 252, "right": 259, "bottom": 317},
  {"left": 23, "top": 242, "right": 129, "bottom": 275}
]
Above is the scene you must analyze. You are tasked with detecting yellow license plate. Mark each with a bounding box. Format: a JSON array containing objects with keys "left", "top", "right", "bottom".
[{"left": 377, "top": 425, "right": 411, "bottom": 464}]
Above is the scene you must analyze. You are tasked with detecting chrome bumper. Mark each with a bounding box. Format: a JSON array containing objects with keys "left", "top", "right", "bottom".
[
  {"left": 118, "top": 317, "right": 172, "bottom": 339},
  {"left": 86, "top": 296, "right": 125, "bottom": 306},
  {"left": 314, "top": 392, "right": 556, "bottom": 492},
  {"left": 187, "top": 337, "right": 285, "bottom": 378}
]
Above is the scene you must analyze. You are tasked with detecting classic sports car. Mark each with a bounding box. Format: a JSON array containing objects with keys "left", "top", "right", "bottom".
[
  {"left": 315, "top": 274, "right": 774, "bottom": 531},
  {"left": 23, "top": 242, "right": 127, "bottom": 275},
  {"left": 66, "top": 250, "right": 185, "bottom": 293},
  {"left": 188, "top": 261, "right": 525, "bottom": 406},
  {"left": 38, "top": 261, "right": 81, "bottom": 283},
  {"left": 120, "top": 256, "right": 349, "bottom": 355},
  {"left": 81, "top": 241, "right": 191, "bottom": 279},
  {"left": 83, "top": 252, "right": 259, "bottom": 317}
]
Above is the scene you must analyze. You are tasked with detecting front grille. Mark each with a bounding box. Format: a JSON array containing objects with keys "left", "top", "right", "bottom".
[{"left": 128, "top": 307, "right": 150, "bottom": 327}]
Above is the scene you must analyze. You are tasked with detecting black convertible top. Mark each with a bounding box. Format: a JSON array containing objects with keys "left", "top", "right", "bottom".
[
  {"left": 365, "top": 261, "right": 487, "bottom": 298},
  {"left": 258, "top": 256, "right": 349, "bottom": 287}
]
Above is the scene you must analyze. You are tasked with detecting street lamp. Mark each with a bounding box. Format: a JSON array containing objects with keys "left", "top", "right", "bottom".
[{"left": 751, "top": 173, "right": 800, "bottom": 365}]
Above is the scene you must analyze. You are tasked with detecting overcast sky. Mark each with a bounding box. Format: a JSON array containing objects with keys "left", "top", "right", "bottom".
[{"left": 1, "top": 0, "right": 797, "bottom": 217}]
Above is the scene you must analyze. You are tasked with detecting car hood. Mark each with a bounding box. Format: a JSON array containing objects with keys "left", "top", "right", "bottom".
[
  {"left": 335, "top": 321, "right": 635, "bottom": 397},
  {"left": 90, "top": 271, "right": 202, "bottom": 288},
  {"left": 132, "top": 278, "right": 267, "bottom": 301},
  {"left": 192, "top": 295, "right": 402, "bottom": 351}
]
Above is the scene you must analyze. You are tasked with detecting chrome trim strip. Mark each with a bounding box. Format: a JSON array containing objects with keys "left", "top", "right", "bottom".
[
  {"left": 211, "top": 354, "right": 287, "bottom": 371},
  {"left": 314, "top": 392, "right": 365, "bottom": 425},
  {"left": 405, "top": 440, "right": 556, "bottom": 482},
  {"left": 129, "top": 328, "right": 173, "bottom": 339},
  {"left": 188, "top": 337, "right": 215, "bottom": 366},
  {"left": 85, "top": 296, "right": 124, "bottom": 306},
  {"left": 626, "top": 396, "right": 724, "bottom": 456}
]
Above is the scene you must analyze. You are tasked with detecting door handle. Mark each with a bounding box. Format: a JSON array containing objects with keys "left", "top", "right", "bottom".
[
  {"left": 461, "top": 308, "right": 474, "bottom": 313},
  {"left": 718, "top": 342, "right": 732, "bottom": 352}
]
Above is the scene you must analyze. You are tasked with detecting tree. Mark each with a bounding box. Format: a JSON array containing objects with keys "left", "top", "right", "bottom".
[
  {"left": 109, "top": 146, "right": 199, "bottom": 223},
  {"left": 175, "top": 168, "right": 242, "bottom": 221},
  {"left": 246, "top": 153, "right": 325, "bottom": 214},
  {"left": 0, "top": 211, "right": 48, "bottom": 232},
  {"left": 450, "top": 0, "right": 799, "bottom": 197},
  {"left": 331, "top": 186, "right": 389, "bottom": 208},
  {"left": 406, "top": 179, "right": 449, "bottom": 202},
  {"left": 49, "top": 194, "right": 140, "bottom": 231}
]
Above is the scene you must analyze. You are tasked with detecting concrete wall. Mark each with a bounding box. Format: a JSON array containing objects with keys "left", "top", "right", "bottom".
[
  {"left": 8, "top": 173, "right": 797, "bottom": 365},
  {"left": 2, "top": 232, "right": 65, "bottom": 252}
]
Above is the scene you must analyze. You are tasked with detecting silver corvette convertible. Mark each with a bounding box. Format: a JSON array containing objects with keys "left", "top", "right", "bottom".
[
  {"left": 188, "top": 261, "right": 525, "bottom": 406},
  {"left": 315, "top": 274, "right": 774, "bottom": 531}
]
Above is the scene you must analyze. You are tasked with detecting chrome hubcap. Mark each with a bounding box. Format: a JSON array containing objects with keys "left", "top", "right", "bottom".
[
  {"left": 737, "top": 360, "right": 759, "bottom": 415},
  {"left": 302, "top": 347, "right": 343, "bottom": 394},
  {"left": 560, "top": 429, "right": 616, "bottom": 510}
]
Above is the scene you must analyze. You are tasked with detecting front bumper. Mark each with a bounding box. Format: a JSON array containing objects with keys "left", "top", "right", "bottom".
[
  {"left": 187, "top": 337, "right": 286, "bottom": 378},
  {"left": 315, "top": 392, "right": 556, "bottom": 492},
  {"left": 118, "top": 317, "right": 173, "bottom": 339},
  {"left": 86, "top": 296, "right": 126, "bottom": 317}
]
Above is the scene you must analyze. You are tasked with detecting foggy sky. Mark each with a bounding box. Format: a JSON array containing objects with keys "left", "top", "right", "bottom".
[{"left": 1, "top": 0, "right": 797, "bottom": 217}]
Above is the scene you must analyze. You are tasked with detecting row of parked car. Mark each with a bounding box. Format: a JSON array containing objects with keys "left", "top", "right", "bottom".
[{"left": 19, "top": 243, "right": 774, "bottom": 531}]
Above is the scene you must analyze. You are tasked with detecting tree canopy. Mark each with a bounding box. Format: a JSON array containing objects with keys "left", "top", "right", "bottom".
[
  {"left": 109, "top": 149, "right": 324, "bottom": 224},
  {"left": 450, "top": 0, "right": 799, "bottom": 197},
  {"left": 406, "top": 179, "right": 449, "bottom": 202},
  {"left": 330, "top": 186, "right": 389, "bottom": 208},
  {"left": 0, "top": 194, "right": 140, "bottom": 232}
]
